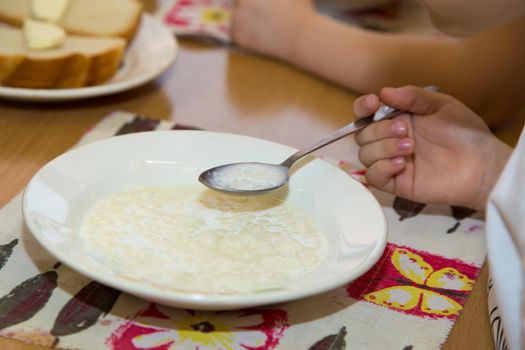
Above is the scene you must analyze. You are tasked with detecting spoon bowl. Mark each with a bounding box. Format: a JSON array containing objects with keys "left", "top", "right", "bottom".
[{"left": 199, "top": 162, "right": 289, "bottom": 195}]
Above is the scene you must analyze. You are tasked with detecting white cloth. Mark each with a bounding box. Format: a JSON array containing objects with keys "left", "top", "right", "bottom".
[{"left": 487, "top": 127, "right": 525, "bottom": 350}]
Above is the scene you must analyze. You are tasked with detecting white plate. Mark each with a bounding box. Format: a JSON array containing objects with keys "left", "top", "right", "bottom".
[
  {"left": 22, "top": 131, "right": 387, "bottom": 310},
  {"left": 0, "top": 14, "right": 176, "bottom": 102}
]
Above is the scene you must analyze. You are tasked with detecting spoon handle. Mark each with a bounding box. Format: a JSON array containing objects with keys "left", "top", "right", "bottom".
[{"left": 280, "top": 85, "right": 439, "bottom": 169}]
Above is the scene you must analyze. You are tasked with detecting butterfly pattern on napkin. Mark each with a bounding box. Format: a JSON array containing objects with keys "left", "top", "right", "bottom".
[{"left": 346, "top": 243, "right": 480, "bottom": 319}]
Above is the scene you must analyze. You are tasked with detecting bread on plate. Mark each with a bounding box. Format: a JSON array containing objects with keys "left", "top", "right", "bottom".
[
  {"left": 0, "top": 25, "right": 125, "bottom": 88},
  {"left": 0, "top": 0, "right": 142, "bottom": 41},
  {"left": 0, "top": 0, "right": 144, "bottom": 89}
]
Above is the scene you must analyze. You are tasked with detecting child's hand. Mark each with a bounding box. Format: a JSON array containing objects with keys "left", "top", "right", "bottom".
[
  {"left": 232, "top": 0, "right": 315, "bottom": 59},
  {"left": 354, "top": 86, "right": 512, "bottom": 211}
]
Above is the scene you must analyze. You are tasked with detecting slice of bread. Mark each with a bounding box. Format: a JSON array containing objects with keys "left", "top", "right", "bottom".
[
  {"left": 0, "top": 0, "right": 142, "bottom": 41},
  {"left": 0, "top": 26, "right": 125, "bottom": 88}
]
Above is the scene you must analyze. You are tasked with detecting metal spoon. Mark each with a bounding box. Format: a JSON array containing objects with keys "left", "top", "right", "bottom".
[{"left": 199, "top": 86, "right": 438, "bottom": 195}]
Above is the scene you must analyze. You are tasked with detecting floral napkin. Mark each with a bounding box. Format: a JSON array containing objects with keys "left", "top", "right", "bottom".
[
  {"left": 156, "top": 0, "right": 232, "bottom": 43},
  {"left": 0, "top": 111, "right": 486, "bottom": 349}
]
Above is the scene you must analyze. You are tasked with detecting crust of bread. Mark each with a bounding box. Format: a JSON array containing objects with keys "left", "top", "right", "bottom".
[
  {"left": 0, "top": 45, "right": 124, "bottom": 89},
  {"left": 0, "top": 12, "right": 21, "bottom": 28},
  {"left": 86, "top": 46, "right": 125, "bottom": 86},
  {"left": 0, "top": 54, "right": 24, "bottom": 83}
]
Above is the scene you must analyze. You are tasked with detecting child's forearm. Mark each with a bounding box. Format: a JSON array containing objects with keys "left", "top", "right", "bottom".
[
  {"left": 288, "top": 14, "right": 461, "bottom": 94},
  {"left": 287, "top": 15, "right": 525, "bottom": 127}
]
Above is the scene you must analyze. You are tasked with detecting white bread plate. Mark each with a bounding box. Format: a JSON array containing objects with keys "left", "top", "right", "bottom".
[{"left": 0, "top": 14, "right": 177, "bottom": 102}]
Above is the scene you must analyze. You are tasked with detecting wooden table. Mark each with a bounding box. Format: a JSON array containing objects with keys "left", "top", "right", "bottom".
[{"left": 3, "top": 23, "right": 523, "bottom": 350}]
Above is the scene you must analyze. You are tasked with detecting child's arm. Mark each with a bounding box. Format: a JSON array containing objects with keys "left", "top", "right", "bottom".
[
  {"left": 353, "top": 86, "right": 512, "bottom": 211},
  {"left": 232, "top": 1, "right": 525, "bottom": 127}
]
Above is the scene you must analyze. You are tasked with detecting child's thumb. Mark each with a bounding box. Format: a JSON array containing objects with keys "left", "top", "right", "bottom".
[{"left": 379, "top": 85, "right": 446, "bottom": 116}]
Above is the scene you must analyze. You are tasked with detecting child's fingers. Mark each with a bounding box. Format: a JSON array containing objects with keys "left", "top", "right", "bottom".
[
  {"left": 355, "top": 118, "right": 409, "bottom": 146},
  {"left": 358, "top": 138, "right": 414, "bottom": 167},
  {"left": 353, "top": 94, "right": 380, "bottom": 118},
  {"left": 365, "top": 157, "right": 406, "bottom": 193},
  {"left": 379, "top": 85, "right": 448, "bottom": 116}
]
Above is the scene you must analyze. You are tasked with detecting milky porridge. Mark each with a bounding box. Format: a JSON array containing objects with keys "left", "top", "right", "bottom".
[{"left": 79, "top": 185, "right": 329, "bottom": 294}]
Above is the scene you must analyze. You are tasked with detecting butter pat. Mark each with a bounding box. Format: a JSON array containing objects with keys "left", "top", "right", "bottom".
[
  {"left": 24, "top": 19, "right": 66, "bottom": 50},
  {"left": 32, "top": 0, "right": 70, "bottom": 22}
]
